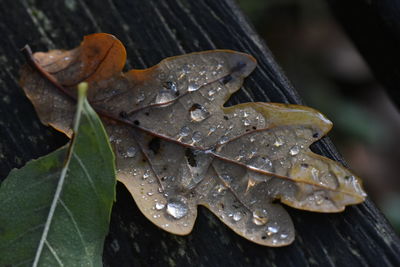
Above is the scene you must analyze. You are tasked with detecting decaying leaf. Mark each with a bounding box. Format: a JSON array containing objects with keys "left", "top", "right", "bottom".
[{"left": 20, "top": 33, "right": 366, "bottom": 246}]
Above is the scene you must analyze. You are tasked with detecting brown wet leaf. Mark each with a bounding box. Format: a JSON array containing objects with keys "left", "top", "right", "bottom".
[{"left": 20, "top": 33, "right": 366, "bottom": 246}]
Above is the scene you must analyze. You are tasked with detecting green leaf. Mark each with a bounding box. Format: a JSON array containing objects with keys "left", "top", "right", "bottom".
[{"left": 0, "top": 83, "right": 116, "bottom": 266}]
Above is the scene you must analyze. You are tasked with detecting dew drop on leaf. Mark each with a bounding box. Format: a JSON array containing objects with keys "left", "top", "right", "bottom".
[
  {"left": 252, "top": 210, "right": 268, "bottom": 225},
  {"left": 166, "top": 198, "right": 189, "bottom": 219},
  {"left": 266, "top": 223, "right": 280, "bottom": 236},
  {"left": 221, "top": 174, "right": 232, "bottom": 183},
  {"left": 218, "top": 135, "right": 229, "bottom": 145},
  {"left": 216, "top": 184, "right": 226, "bottom": 193},
  {"left": 136, "top": 92, "right": 145, "bottom": 103},
  {"left": 109, "top": 135, "right": 121, "bottom": 144},
  {"left": 155, "top": 202, "right": 165, "bottom": 210},
  {"left": 289, "top": 145, "right": 300, "bottom": 156},
  {"left": 188, "top": 82, "right": 200, "bottom": 92},
  {"left": 208, "top": 89, "right": 216, "bottom": 96},
  {"left": 163, "top": 81, "right": 178, "bottom": 95},
  {"left": 125, "top": 146, "right": 137, "bottom": 158},
  {"left": 248, "top": 157, "right": 273, "bottom": 172},
  {"left": 190, "top": 104, "right": 210, "bottom": 122},
  {"left": 280, "top": 233, "right": 289, "bottom": 239},
  {"left": 143, "top": 171, "right": 150, "bottom": 180},
  {"left": 207, "top": 126, "right": 216, "bottom": 135},
  {"left": 273, "top": 138, "right": 284, "bottom": 147},
  {"left": 192, "top": 131, "right": 202, "bottom": 143},
  {"left": 179, "top": 126, "right": 191, "bottom": 137},
  {"left": 309, "top": 191, "right": 326, "bottom": 205},
  {"left": 155, "top": 90, "right": 176, "bottom": 104},
  {"left": 233, "top": 211, "right": 243, "bottom": 222}
]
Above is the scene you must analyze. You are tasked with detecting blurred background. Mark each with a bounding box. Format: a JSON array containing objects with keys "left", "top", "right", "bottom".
[{"left": 237, "top": 0, "right": 400, "bottom": 232}]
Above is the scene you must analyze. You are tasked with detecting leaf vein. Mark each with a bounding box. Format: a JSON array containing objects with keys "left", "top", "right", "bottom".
[
  {"left": 0, "top": 172, "right": 56, "bottom": 204},
  {"left": 59, "top": 199, "right": 90, "bottom": 256},
  {"left": 0, "top": 224, "right": 44, "bottom": 248},
  {"left": 72, "top": 153, "right": 101, "bottom": 200},
  {"left": 45, "top": 240, "right": 64, "bottom": 266}
]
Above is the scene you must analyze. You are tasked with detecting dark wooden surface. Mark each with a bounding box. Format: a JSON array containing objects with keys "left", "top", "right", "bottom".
[
  {"left": 328, "top": 0, "right": 400, "bottom": 108},
  {"left": 0, "top": 0, "right": 399, "bottom": 266}
]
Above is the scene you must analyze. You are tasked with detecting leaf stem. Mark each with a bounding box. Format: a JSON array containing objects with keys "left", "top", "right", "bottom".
[{"left": 32, "top": 84, "right": 87, "bottom": 267}]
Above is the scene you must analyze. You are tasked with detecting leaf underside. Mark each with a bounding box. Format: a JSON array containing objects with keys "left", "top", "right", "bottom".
[
  {"left": 20, "top": 33, "right": 366, "bottom": 247},
  {"left": 0, "top": 89, "right": 116, "bottom": 265}
]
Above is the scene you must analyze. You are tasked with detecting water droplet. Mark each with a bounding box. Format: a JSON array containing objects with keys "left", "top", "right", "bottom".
[
  {"left": 192, "top": 131, "right": 202, "bottom": 143},
  {"left": 147, "top": 191, "right": 154, "bottom": 196},
  {"left": 166, "top": 198, "right": 188, "bottom": 219},
  {"left": 136, "top": 92, "right": 145, "bottom": 103},
  {"left": 248, "top": 157, "right": 273, "bottom": 172},
  {"left": 163, "top": 81, "right": 178, "bottom": 95},
  {"left": 310, "top": 191, "right": 326, "bottom": 205},
  {"left": 243, "top": 119, "right": 251, "bottom": 126},
  {"left": 188, "top": 83, "right": 200, "bottom": 92},
  {"left": 125, "top": 146, "right": 137, "bottom": 158},
  {"left": 235, "top": 150, "right": 246, "bottom": 161},
  {"left": 155, "top": 90, "right": 176, "bottom": 104},
  {"left": 233, "top": 211, "right": 243, "bottom": 222},
  {"left": 248, "top": 150, "right": 257, "bottom": 159},
  {"left": 266, "top": 223, "right": 280, "bottom": 236},
  {"left": 221, "top": 174, "right": 232, "bottom": 183},
  {"left": 218, "top": 135, "right": 229, "bottom": 145},
  {"left": 216, "top": 184, "right": 226, "bottom": 193},
  {"left": 252, "top": 210, "right": 268, "bottom": 225},
  {"left": 273, "top": 138, "right": 284, "bottom": 147},
  {"left": 267, "top": 226, "right": 279, "bottom": 234},
  {"left": 155, "top": 202, "right": 165, "bottom": 210},
  {"left": 207, "top": 126, "right": 216, "bottom": 135},
  {"left": 208, "top": 89, "right": 216, "bottom": 96},
  {"left": 109, "top": 135, "right": 121, "bottom": 144},
  {"left": 182, "top": 63, "right": 191, "bottom": 73},
  {"left": 178, "top": 126, "right": 191, "bottom": 138},
  {"left": 289, "top": 145, "right": 300, "bottom": 156},
  {"left": 250, "top": 136, "right": 256, "bottom": 142},
  {"left": 280, "top": 233, "right": 289, "bottom": 239},
  {"left": 190, "top": 104, "right": 210, "bottom": 122},
  {"left": 143, "top": 171, "right": 150, "bottom": 180}
]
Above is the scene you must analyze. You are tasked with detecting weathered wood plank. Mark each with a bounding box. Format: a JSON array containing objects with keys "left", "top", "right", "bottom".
[{"left": 0, "top": 0, "right": 399, "bottom": 266}]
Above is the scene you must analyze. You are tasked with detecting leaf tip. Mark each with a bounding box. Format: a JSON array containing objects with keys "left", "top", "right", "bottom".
[{"left": 78, "top": 82, "right": 88, "bottom": 98}]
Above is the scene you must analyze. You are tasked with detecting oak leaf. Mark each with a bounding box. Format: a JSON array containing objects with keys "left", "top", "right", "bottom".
[{"left": 20, "top": 33, "right": 366, "bottom": 246}]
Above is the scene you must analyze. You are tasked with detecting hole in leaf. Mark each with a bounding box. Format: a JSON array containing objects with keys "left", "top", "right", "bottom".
[
  {"left": 221, "top": 75, "right": 232, "bottom": 84},
  {"left": 185, "top": 148, "right": 197, "bottom": 167},
  {"left": 148, "top": 138, "right": 161, "bottom": 155}
]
